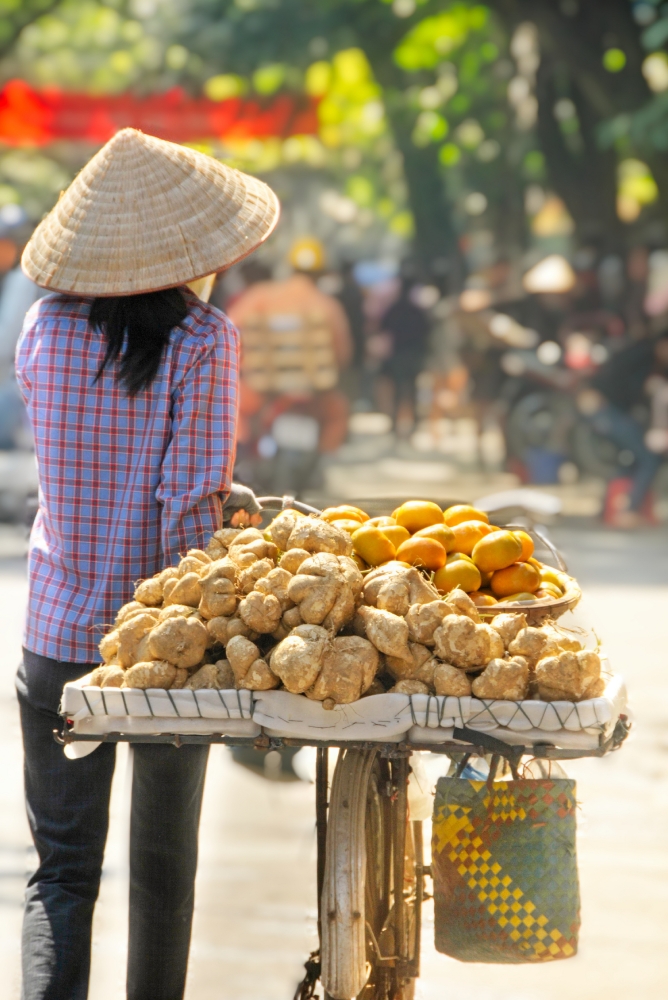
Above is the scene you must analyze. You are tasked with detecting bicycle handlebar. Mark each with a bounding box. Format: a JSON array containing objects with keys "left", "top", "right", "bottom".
[{"left": 256, "top": 495, "right": 322, "bottom": 516}]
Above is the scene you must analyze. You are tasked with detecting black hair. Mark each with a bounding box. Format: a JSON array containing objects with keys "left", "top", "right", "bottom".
[{"left": 90, "top": 287, "right": 189, "bottom": 395}]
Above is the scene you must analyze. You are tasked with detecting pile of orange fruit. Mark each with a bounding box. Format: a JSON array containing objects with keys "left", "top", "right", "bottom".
[{"left": 319, "top": 501, "right": 571, "bottom": 607}]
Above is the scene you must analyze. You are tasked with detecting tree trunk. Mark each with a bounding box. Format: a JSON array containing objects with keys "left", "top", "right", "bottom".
[
  {"left": 362, "top": 44, "right": 462, "bottom": 287},
  {"left": 534, "top": 56, "right": 625, "bottom": 252},
  {"left": 384, "top": 98, "right": 461, "bottom": 285},
  {"left": 492, "top": 0, "right": 668, "bottom": 241}
]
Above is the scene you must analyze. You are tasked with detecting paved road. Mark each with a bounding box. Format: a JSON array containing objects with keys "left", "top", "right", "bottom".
[{"left": 0, "top": 525, "right": 667, "bottom": 1000}]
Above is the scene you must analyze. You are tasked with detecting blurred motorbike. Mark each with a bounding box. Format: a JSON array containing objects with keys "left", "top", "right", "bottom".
[
  {"left": 501, "top": 338, "right": 623, "bottom": 483},
  {"left": 235, "top": 401, "right": 322, "bottom": 498}
]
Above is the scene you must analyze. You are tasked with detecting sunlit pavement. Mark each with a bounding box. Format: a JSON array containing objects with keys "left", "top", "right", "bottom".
[{"left": 1, "top": 523, "right": 667, "bottom": 1000}]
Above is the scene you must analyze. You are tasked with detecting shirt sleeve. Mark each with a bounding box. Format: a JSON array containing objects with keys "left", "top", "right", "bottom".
[
  {"left": 14, "top": 299, "right": 43, "bottom": 405},
  {"left": 157, "top": 322, "right": 239, "bottom": 566}
]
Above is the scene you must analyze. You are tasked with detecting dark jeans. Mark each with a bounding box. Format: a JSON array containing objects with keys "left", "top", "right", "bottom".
[
  {"left": 590, "top": 403, "right": 660, "bottom": 511},
  {"left": 17, "top": 649, "right": 210, "bottom": 1000}
]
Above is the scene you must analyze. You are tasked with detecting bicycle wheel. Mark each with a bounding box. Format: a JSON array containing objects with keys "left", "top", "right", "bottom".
[{"left": 321, "top": 749, "right": 421, "bottom": 1000}]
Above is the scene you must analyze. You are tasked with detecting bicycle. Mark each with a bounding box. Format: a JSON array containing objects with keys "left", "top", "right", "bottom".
[{"left": 57, "top": 496, "right": 630, "bottom": 1000}]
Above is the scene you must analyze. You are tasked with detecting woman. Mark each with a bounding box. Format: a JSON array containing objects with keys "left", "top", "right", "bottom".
[{"left": 15, "top": 128, "right": 278, "bottom": 1000}]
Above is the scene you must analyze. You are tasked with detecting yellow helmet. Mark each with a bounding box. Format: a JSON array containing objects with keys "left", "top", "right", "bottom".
[{"left": 288, "top": 236, "right": 325, "bottom": 272}]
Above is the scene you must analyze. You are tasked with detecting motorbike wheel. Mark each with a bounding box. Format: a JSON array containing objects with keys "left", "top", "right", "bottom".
[{"left": 571, "top": 419, "right": 620, "bottom": 479}]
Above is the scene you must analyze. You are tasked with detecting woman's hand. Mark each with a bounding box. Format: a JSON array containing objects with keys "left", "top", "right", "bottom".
[
  {"left": 223, "top": 483, "right": 262, "bottom": 527},
  {"left": 229, "top": 509, "right": 263, "bottom": 527}
]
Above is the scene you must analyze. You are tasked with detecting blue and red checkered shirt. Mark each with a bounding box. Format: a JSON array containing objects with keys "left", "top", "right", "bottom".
[{"left": 16, "top": 290, "right": 239, "bottom": 663}]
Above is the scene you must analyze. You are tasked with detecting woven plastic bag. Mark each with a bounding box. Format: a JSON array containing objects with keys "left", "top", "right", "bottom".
[{"left": 432, "top": 771, "right": 580, "bottom": 963}]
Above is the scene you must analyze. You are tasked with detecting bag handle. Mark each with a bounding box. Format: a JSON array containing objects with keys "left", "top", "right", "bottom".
[{"left": 453, "top": 726, "right": 523, "bottom": 779}]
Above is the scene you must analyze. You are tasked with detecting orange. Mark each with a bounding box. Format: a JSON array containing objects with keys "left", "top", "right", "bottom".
[
  {"left": 367, "top": 515, "right": 397, "bottom": 528},
  {"left": 392, "top": 500, "right": 444, "bottom": 533},
  {"left": 514, "top": 530, "right": 534, "bottom": 562},
  {"left": 321, "top": 505, "right": 368, "bottom": 523},
  {"left": 442, "top": 504, "right": 489, "bottom": 527},
  {"left": 395, "top": 536, "right": 447, "bottom": 571},
  {"left": 433, "top": 559, "right": 481, "bottom": 594},
  {"left": 414, "top": 523, "right": 456, "bottom": 551},
  {"left": 331, "top": 518, "right": 368, "bottom": 535},
  {"left": 471, "top": 530, "right": 523, "bottom": 573},
  {"left": 380, "top": 524, "right": 411, "bottom": 549},
  {"left": 501, "top": 592, "right": 537, "bottom": 603},
  {"left": 447, "top": 551, "right": 474, "bottom": 563},
  {"left": 491, "top": 562, "right": 541, "bottom": 598},
  {"left": 351, "top": 526, "right": 396, "bottom": 567},
  {"left": 539, "top": 567, "right": 563, "bottom": 590},
  {"left": 450, "top": 520, "right": 492, "bottom": 555},
  {"left": 469, "top": 590, "right": 498, "bottom": 606}
]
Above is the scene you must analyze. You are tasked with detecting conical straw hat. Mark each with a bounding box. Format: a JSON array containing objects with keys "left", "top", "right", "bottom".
[{"left": 21, "top": 128, "right": 280, "bottom": 296}]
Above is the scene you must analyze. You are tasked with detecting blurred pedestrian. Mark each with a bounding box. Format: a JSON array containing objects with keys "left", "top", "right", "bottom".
[
  {"left": 227, "top": 237, "right": 353, "bottom": 491},
  {"left": 586, "top": 334, "right": 668, "bottom": 526},
  {"left": 377, "top": 277, "right": 430, "bottom": 436},
  {"left": 14, "top": 129, "right": 275, "bottom": 1000}
]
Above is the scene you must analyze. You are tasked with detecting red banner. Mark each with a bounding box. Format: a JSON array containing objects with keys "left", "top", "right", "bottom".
[{"left": 0, "top": 79, "right": 319, "bottom": 146}]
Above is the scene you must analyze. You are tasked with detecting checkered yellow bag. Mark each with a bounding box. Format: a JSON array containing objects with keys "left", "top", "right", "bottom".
[{"left": 432, "top": 774, "right": 580, "bottom": 963}]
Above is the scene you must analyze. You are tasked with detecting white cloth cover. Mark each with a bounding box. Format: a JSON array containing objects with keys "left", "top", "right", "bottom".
[
  {"left": 60, "top": 672, "right": 627, "bottom": 752},
  {"left": 252, "top": 691, "right": 412, "bottom": 741},
  {"left": 62, "top": 676, "right": 254, "bottom": 723}
]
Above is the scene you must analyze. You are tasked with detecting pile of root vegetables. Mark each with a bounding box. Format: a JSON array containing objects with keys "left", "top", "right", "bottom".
[{"left": 90, "top": 508, "right": 604, "bottom": 707}]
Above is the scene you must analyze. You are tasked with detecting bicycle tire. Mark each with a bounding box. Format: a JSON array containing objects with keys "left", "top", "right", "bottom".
[{"left": 321, "top": 749, "right": 420, "bottom": 1000}]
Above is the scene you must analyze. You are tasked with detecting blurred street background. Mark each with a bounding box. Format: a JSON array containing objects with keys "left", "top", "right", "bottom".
[
  {"left": 2, "top": 2, "right": 668, "bottom": 521},
  {"left": 1, "top": 0, "right": 668, "bottom": 998}
]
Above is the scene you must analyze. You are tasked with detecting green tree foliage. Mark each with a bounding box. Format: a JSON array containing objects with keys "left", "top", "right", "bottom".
[{"left": 3, "top": 0, "right": 668, "bottom": 271}]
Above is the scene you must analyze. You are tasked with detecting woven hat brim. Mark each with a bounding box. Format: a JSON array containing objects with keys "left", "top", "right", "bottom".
[{"left": 21, "top": 130, "right": 280, "bottom": 296}]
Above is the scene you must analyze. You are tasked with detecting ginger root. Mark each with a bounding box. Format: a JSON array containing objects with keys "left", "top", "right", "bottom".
[
  {"left": 405, "top": 600, "right": 454, "bottom": 646},
  {"left": 287, "top": 553, "right": 357, "bottom": 634},
  {"left": 237, "top": 558, "right": 275, "bottom": 595},
  {"left": 279, "top": 548, "right": 310, "bottom": 574},
  {"left": 307, "top": 636, "right": 379, "bottom": 704},
  {"left": 254, "top": 567, "right": 294, "bottom": 611},
  {"left": 237, "top": 591, "right": 282, "bottom": 634},
  {"left": 363, "top": 565, "right": 439, "bottom": 615},
  {"left": 385, "top": 642, "right": 435, "bottom": 687},
  {"left": 390, "top": 679, "right": 430, "bottom": 695},
  {"left": 90, "top": 664, "right": 125, "bottom": 688},
  {"left": 489, "top": 613, "right": 527, "bottom": 648},
  {"left": 99, "top": 630, "right": 120, "bottom": 664},
  {"left": 286, "top": 517, "right": 353, "bottom": 557},
  {"left": 535, "top": 649, "right": 603, "bottom": 702},
  {"left": 356, "top": 606, "right": 412, "bottom": 662},
  {"left": 434, "top": 662, "right": 472, "bottom": 697},
  {"left": 117, "top": 612, "right": 160, "bottom": 668},
  {"left": 115, "top": 601, "right": 146, "bottom": 625},
  {"left": 266, "top": 509, "right": 305, "bottom": 550},
  {"left": 185, "top": 660, "right": 236, "bottom": 690},
  {"left": 147, "top": 616, "right": 208, "bottom": 669},
  {"left": 198, "top": 562, "right": 238, "bottom": 619},
  {"left": 270, "top": 624, "right": 330, "bottom": 694},
  {"left": 164, "top": 572, "right": 202, "bottom": 608},
  {"left": 472, "top": 657, "right": 530, "bottom": 700},
  {"left": 508, "top": 627, "right": 559, "bottom": 666},
  {"left": 122, "top": 660, "right": 177, "bottom": 689},
  {"left": 206, "top": 615, "right": 258, "bottom": 647},
  {"left": 205, "top": 537, "right": 227, "bottom": 561},
  {"left": 134, "top": 576, "right": 163, "bottom": 607},
  {"left": 433, "top": 617, "right": 504, "bottom": 671},
  {"left": 443, "top": 588, "right": 481, "bottom": 622},
  {"left": 177, "top": 554, "right": 209, "bottom": 577}
]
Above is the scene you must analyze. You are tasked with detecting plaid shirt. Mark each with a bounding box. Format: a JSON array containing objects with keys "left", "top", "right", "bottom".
[{"left": 16, "top": 290, "right": 239, "bottom": 663}]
